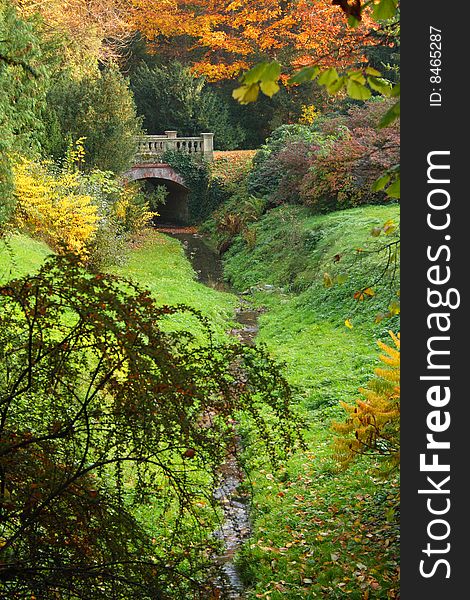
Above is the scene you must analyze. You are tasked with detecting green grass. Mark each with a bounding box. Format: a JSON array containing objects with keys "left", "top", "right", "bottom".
[
  {"left": 237, "top": 412, "right": 399, "bottom": 599},
  {"left": 1, "top": 229, "right": 237, "bottom": 340},
  {"left": 0, "top": 233, "right": 51, "bottom": 282},
  {"left": 224, "top": 203, "right": 400, "bottom": 329},
  {"left": 217, "top": 204, "right": 400, "bottom": 599},
  {"left": 1, "top": 213, "right": 400, "bottom": 598},
  {"left": 110, "top": 230, "right": 237, "bottom": 339}
]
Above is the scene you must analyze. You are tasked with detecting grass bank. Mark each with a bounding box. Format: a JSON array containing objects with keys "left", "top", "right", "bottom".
[
  {"left": 110, "top": 229, "right": 237, "bottom": 340},
  {"left": 1, "top": 230, "right": 237, "bottom": 338},
  {"left": 0, "top": 233, "right": 51, "bottom": 282},
  {"left": 216, "top": 204, "right": 400, "bottom": 598}
]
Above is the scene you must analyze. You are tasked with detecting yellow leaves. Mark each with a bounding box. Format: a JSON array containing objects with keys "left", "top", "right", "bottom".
[
  {"left": 299, "top": 103, "right": 319, "bottom": 125},
  {"left": 13, "top": 157, "right": 98, "bottom": 257},
  {"left": 344, "top": 319, "right": 353, "bottom": 329},
  {"left": 332, "top": 331, "right": 400, "bottom": 471},
  {"left": 353, "top": 287, "right": 375, "bottom": 301},
  {"left": 323, "top": 272, "right": 333, "bottom": 288},
  {"left": 232, "top": 83, "right": 260, "bottom": 104}
]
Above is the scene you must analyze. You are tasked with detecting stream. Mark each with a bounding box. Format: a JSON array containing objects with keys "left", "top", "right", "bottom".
[{"left": 160, "top": 227, "right": 260, "bottom": 599}]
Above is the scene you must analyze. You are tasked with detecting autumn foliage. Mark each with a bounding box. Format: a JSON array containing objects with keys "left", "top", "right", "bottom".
[
  {"left": 0, "top": 255, "right": 296, "bottom": 597},
  {"left": 13, "top": 157, "right": 99, "bottom": 256},
  {"left": 15, "top": 0, "right": 132, "bottom": 68},
  {"left": 333, "top": 331, "right": 400, "bottom": 472},
  {"left": 211, "top": 150, "right": 256, "bottom": 185},
  {"left": 130, "top": 0, "right": 379, "bottom": 80}
]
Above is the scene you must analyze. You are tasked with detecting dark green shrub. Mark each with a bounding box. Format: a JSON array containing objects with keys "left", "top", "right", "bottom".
[{"left": 44, "top": 65, "right": 142, "bottom": 173}]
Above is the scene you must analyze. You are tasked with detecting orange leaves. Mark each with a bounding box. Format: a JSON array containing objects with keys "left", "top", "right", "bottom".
[
  {"left": 211, "top": 150, "right": 256, "bottom": 183},
  {"left": 353, "top": 287, "right": 375, "bottom": 301},
  {"left": 130, "top": 0, "right": 379, "bottom": 81}
]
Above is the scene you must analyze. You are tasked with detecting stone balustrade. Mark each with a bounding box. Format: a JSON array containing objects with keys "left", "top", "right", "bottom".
[{"left": 135, "top": 130, "right": 214, "bottom": 162}]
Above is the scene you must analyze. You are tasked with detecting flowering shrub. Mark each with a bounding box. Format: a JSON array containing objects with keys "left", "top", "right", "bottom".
[{"left": 13, "top": 157, "right": 99, "bottom": 256}]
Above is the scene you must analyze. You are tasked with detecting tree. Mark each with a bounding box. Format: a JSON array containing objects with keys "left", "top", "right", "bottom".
[
  {"left": 130, "top": 0, "right": 378, "bottom": 81},
  {"left": 0, "top": 0, "right": 51, "bottom": 225},
  {"left": 130, "top": 61, "right": 245, "bottom": 148},
  {"left": 44, "top": 65, "right": 143, "bottom": 173},
  {"left": 0, "top": 255, "right": 297, "bottom": 597},
  {"left": 14, "top": 0, "right": 132, "bottom": 73}
]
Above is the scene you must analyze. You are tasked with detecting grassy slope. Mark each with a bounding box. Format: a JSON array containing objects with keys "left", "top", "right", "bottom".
[
  {"left": 1, "top": 230, "right": 237, "bottom": 337},
  {"left": 0, "top": 233, "right": 51, "bottom": 282},
  {"left": 220, "top": 204, "right": 400, "bottom": 599},
  {"left": 110, "top": 230, "right": 237, "bottom": 340}
]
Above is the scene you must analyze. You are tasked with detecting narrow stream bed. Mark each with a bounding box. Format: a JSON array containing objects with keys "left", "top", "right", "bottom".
[{"left": 159, "top": 227, "right": 260, "bottom": 599}]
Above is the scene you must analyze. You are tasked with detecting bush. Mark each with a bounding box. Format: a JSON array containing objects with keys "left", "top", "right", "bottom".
[
  {"left": 300, "top": 99, "right": 400, "bottom": 212},
  {"left": 248, "top": 124, "right": 336, "bottom": 198},
  {"left": 246, "top": 100, "right": 399, "bottom": 214},
  {"left": 12, "top": 156, "right": 99, "bottom": 256},
  {"left": 211, "top": 150, "right": 256, "bottom": 194},
  {"left": 12, "top": 141, "right": 153, "bottom": 265},
  {"left": 44, "top": 65, "right": 142, "bottom": 173},
  {"left": 333, "top": 331, "right": 400, "bottom": 473}
]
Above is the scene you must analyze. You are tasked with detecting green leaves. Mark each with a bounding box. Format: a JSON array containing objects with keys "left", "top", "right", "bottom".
[
  {"left": 260, "top": 79, "right": 280, "bottom": 97},
  {"left": 233, "top": 61, "right": 281, "bottom": 104},
  {"left": 372, "top": 164, "right": 400, "bottom": 199},
  {"left": 372, "top": 0, "right": 398, "bottom": 21},
  {"left": 385, "top": 178, "right": 400, "bottom": 198},
  {"left": 367, "top": 76, "right": 393, "bottom": 96},
  {"left": 346, "top": 78, "right": 371, "bottom": 100},
  {"left": 318, "top": 67, "right": 339, "bottom": 87},
  {"left": 379, "top": 100, "right": 400, "bottom": 128},
  {"left": 288, "top": 66, "right": 320, "bottom": 84},
  {"left": 236, "top": 60, "right": 400, "bottom": 108}
]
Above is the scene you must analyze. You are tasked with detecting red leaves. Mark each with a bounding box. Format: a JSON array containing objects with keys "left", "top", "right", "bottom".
[{"left": 182, "top": 448, "right": 196, "bottom": 458}]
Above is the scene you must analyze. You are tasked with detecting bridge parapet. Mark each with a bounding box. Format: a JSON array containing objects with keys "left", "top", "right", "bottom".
[{"left": 135, "top": 130, "right": 214, "bottom": 163}]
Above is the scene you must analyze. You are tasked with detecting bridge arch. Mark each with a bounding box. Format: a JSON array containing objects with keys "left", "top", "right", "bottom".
[{"left": 123, "top": 163, "right": 190, "bottom": 225}]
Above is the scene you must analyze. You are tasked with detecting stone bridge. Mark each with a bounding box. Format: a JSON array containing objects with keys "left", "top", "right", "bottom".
[{"left": 123, "top": 131, "right": 214, "bottom": 224}]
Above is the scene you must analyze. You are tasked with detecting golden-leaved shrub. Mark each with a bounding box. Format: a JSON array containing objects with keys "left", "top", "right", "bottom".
[
  {"left": 333, "top": 331, "right": 400, "bottom": 472},
  {"left": 13, "top": 157, "right": 99, "bottom": 256}
]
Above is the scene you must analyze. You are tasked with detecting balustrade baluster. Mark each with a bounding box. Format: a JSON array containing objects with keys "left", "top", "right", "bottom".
[{"left": 135, "top": 133, "right": 213, "bottom": 162}]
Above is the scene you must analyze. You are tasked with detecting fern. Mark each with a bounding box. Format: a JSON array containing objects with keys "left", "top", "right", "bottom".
[{"left": 333, "top": 331, "right": 400, "bottom": 473}]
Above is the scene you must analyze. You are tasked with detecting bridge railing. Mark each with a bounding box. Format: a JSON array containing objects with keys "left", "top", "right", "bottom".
[{"left": 135, "top": 131, "right": 214, "bottom": 163}]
